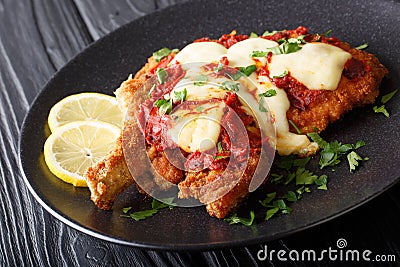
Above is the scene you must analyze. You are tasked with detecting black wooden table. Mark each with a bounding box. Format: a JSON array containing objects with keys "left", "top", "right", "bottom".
[{"left": 1, "top": 0, "right": 399, "bottom": 266}]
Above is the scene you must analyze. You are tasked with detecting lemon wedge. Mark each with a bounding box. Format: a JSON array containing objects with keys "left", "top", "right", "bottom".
[
  {"left": 44, "top": 121, "right": 120, "bottom": 187},
  {"left": 47, "top": 92, "right": 123, "bottom": 132}
]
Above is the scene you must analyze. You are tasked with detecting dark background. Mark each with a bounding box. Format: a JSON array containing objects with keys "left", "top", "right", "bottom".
[{"left": 1, "top": 0, "right": 399, "bottom": 266}]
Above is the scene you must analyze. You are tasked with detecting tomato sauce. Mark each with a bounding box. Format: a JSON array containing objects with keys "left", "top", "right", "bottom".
[{"left": 343, "top": 58, "right": 369, "bottom": 80}]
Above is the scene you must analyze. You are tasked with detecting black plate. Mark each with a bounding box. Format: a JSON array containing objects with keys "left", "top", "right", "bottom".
[{"left": 19, "top": 0, "right": 400, "bottom": 250}]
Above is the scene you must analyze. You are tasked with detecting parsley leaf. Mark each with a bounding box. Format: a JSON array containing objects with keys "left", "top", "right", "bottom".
[
  {"left": 381, "top": 89, "right": 398, "bottom": 104},
  {"left": 194, "top": 75, "right": 208, "bottom": 86},
  {"left": 173, "top": 88, "right": 187, "bottom": 103},
  {"left": 121, "top": 198, "right": 175, "bottom": 221},
  {"left": 220, "top": 81, "right": 240, "bottom": 91},
  {"left": 249, "top": 32, "right": 258, "bottom": 38},
  {"left": 307, "top": 132, "right": 328, "bottom": 149},
  {"left": 272, "top": 70, "right": 288, "bottom": 78},
  {"left": 262, "top": 30, "right": 278, "bottom": 36},
  {"left": 122, "top": 207, "right": 132, "bottom": 214},
  {"left": 355, "top": 43, "right": 369, "bottom": 50},
  {"left": 258, "top": 96, "right": 267, "bottom": 112},
  {"left": 153, "top": 47, "right": 173, "bottom": 62},
  {"left": 224, "top": 211, "right": 255, "bottom": 226},
  {"left": 373, "top": 89, "right": 397, "bottom": 117},
  {"left": 156, "top": 68, "right": 167, "bottom": 84},
  {"left": 266, "top": 41, "right": 302, "bottom": 55},
  {"left": 259, "top": 89, "right": 277, "bottom": 98},
  {"left": 347, "top": 151, "right": 369, "bottom": 172},
  {"left": 265, "top": 207, "right": 279, "bottom": 220},
  {"left": 251, "top": 50, "right": 268, "bottom": 57},
  {"left": 283, "top": 191, "right": 298, "bottom": 202},
  {"left": 152, "top": 198, "right": 175, "bottom": 209},
  {"left": 259, "top": 192, "right": 277, "bottom": 207},
  {"left": 123, "top": 209, "right": 158, "bottom": 221},
  {"left": 155, "top": 99, "right": 172, "bottom": 114},
  {"left": 293, "top": 157, "right": 311, "bottom": 168},
  {"left": 373, "top": 105, "right": 389, "bottom": 117},
  {"left": 315, "top": 174, "right": 328, "bottom": 190},
  {"left": 307, "top": 133, "right": 367, "bottom": 171},
  {"left": 217, "top": 141, "right": 223, "bottom": 152},
  {"left": 265, "top": 199, "right": 292, "bottom": 220},
  {"left": 270, "top": 173, "right": 284, "bottom": 184},
  {"left": 237, "top": 65, "right": 257, "bottom": 76},
  {"left": 295, "top": 168, "right": 318, "bottom": 185},
  {"left": 278, "top": 155, "right": 295, "bottom": 170}
]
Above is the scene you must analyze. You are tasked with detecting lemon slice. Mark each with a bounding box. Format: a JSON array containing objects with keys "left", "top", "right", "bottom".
[
  {"left": 48, "top": 92, "right": 123, "bottom": 132},
  {"left": 44, "top": 121, "right": 120, "bottom": 186}
]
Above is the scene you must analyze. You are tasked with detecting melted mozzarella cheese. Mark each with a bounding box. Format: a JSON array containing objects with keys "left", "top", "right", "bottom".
[
  {"left": 227, "top": 38, "right": 278, "bottom": 67},
  {"left": 269, "top": 43, "right": 352, "bottom": 90},
  {"left": 172, "top": 42, "right": 227, "bottom": 64},
  {"left": 169, "top": 38, "right": 350, "bottom": 155},
  {"left": 170, "top": 102, "right": 225, "bottom": 153}
]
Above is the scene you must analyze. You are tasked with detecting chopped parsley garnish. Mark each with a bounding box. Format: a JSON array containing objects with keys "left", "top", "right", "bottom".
[
  {"left": 153, "top": 47, "right": 178, "bottom": 62},
  {"left": 258, "top": 97, "right": 267, "bottom": 112},
  {"left": 272, "top": 70, "right": 288, "bottom": 78},
  {"left": 264, "top": 199, "right": 292, "bottom": 220},
  {"left": 294, "top": 167, "right": 318, "bottom": 185},
  {"left": 121, "top": 198, "right": 175, "bottom": 221},
  {"left": 258, "top": 89, "right": 277, "bottom": 112},
  {"left": 219, "top": 81, "right": 240, "bottom": 91},
  {"left": 156, "top": 68, "right": 167, "bottom": 84},
  {"left": 373, "top": 89, "right": 398, "bottom": 117},
  {"left": 173, "top": 88, "right": 187, "bottom": 103},
  {"left": 251, "top": 39, "right": 302, "bottom": 58},
  {"left": 237, "top": 65, "right": 257, "bottom": 76},
  {"left": 250, "top": 50, "right": 268, "bottom": 57},
  {"left": 152, "top": 197, "right": 175, "bottom": 209},
  {"left": 224, "top": 211, "right": 255, "bottom": 226},
  {"left": 262, "top": 30, "right": 278, "bottom": 36},
  {"left": 323, "top": 29, "right": 333, "bottom": 36},
  {"left": 347, "top": 151, "right": 369, "bottom": 173},
  {"left": 283, "top": 191, "right": 298, "bottom": 202},
  {"left": 249, "top": 32, "right": 258, "bottom": 38},
  {"left": 381, "top": 89, "right": 398, "bottom": 104},
  {"left": 121, "top": 209, "right": 158, "bottom": 221},
  {"left": 373, "top": 105, "right": 389, "bottom": 117},
  {"left": 272, "top": 41, "right": 302, "bottom": 55},
  {"left": 217, "top": 141, "right": 223, "bottom": 152},
  {"left": 355, "top": 43, "right": 369, "bottom": 50},
  {"left": 194, "top": 75, "right": 208, "bottom": 86},
  {"left": 307, "top": 132, "right": 368, "bottom": 171},
  {"left": 259, "top": 89, "right": 277, "bottom": 98},
  {"left": 155, "top": 98, "right": 172, "bottom": 114},
  {"left": 315, "top": 175, "right": 328, "bottom": 190},
  {"left": 259, "top": 192, "right": 276, "bottom": 207}
]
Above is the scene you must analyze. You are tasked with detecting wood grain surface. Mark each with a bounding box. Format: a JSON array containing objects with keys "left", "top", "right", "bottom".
[{"left": 1, "top": 0, "right": 399, "bottom": 266}]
